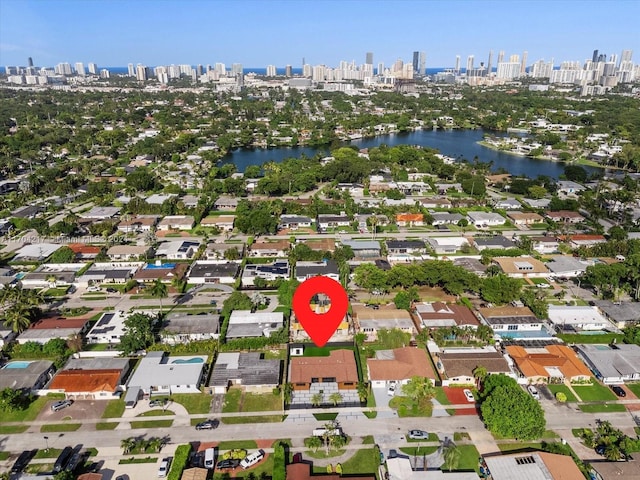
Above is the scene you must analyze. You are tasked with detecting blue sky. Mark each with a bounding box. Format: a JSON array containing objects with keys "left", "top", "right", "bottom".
[{"left": 1, "top": 0, "right": 638, "bottom": 68}]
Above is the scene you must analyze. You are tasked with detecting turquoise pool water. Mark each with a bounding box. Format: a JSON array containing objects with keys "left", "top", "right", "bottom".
[
  {"left": 2, "top": 361, "right": 33, "bottom": 369},
  {"left": 146, "top": 263, "right": 176, "bottom": 269},
  {"left": 171, "top": 358, "right": 204, "bottom": 364}
]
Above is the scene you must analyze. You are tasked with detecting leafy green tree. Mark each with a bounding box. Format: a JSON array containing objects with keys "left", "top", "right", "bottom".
[
  {"left": 353, "top": 263, "right": 388, "bottom": 294},
  {"left": 527, "top": 185, "right": 547, "bottom": 199},
  {"left": 53, "top": 471, "right": 75, "bottom": 480},
  {"left": 304, "top": 436, "right": 322, "bottom": 453},
  {"left": 563, "top": 165, "right": 588, "bottom": 183},
  {"left": 43, "top": 338, "right": 69, "bottom": 357},
  {"left": 49, "top": 246, "right": 75, "bottom": 263},
  {"left": 119, "top": 313, "right": 156, "bottom": 355},
  {"left": 401, "top": 376, "right": 435, "bottom": 402},
  {"left": 0, "top": 387, "right": 26, "bottom": 412},
  {"left": 222, "top": 291, "right": 253, "bottom": 316},
  {"left": 480, "top": 274, "right": 522, "bottom": 304},
  {"left": 442, "top": 443, "right": 461, "bottom": 472}
]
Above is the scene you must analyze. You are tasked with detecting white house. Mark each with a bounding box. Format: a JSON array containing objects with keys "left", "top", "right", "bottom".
[
  {"left": 155, "top": 240, "right": 200, "bottom": 260},
  {"left": 126, "top": 351, "right": 206, "bottom": 395},
  {"left": 426, "top": 237, "right": 469, "bottom": 255},
  {"left": 187, "top": 261, "right": 240, "bottom": 284},
  {"left": 226, "top": 310, "right": 284, "bottom": 339},
  {"left": 547, "top": 305, "right": 614, "bottom": 332},
  {"left": 575, "top": 344, "right": 640, "bottom": 384},
  {"left": 466, "top": 211, "right": 506, "bottom": 228},
  {"left": 162, "top": 313, "right": 220, "bottom": 344},
  {"left": 86, "top": 310, "right": 128, "bottom": 344},
  {"left": 157, "top": 215, "right": 195, "bottom": 231}
]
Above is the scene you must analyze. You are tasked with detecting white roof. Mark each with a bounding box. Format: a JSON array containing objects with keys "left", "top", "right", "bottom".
[
  {"left": 14, "top": 243, "right": 62, "bottom": 260},
  {"left": 229, "top": 310, "right": 284, "bottom": 325},
  {"left": 547, "top": 305, "right": 610, "bottom": 326},
  {"left": 127, "top": 351, "right": 206, "bottom": 391}
]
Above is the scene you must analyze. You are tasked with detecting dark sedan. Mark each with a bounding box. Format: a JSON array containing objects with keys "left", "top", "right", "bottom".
[
  {"left": 611, "top": 385, "right": 626, "bottom": 397},
  {"left": 216, "top": 459, "right": 240, "bottom": 469},
  {"left": 195, "top": 419, "right": 219, "bottom": 430}
]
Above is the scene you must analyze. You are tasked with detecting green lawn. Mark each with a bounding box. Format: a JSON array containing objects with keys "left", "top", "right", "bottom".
[
  {"left": 399, "top": 446, "right": 439, "bottom": 456},
  {"left": 119, "top": 456, "right": 159, "bottom": 464},
  {"left": 222, "top": 388, "right": 242, "bottom": 413},
  {"left": 130, "top": 419, "right": 174, "bottom": 428},
  {"left": 221, "top": 415, "right": 283, "bottom": 424},
  {"left": 218, "top": 440, "right": 257, "bottom": 450},
  {"left": 0, "top": 394, "right": 64, "bottom": 423},
  {"left": 222, "top": 388, "right": 281, "bottom": 413},
  {"left": 626, "top": 383, "right": 640, "bottom": 397},
  {"left": 102, "top": 399, "right": 126, "bottom": 418},
  {"left": 0, "top": 451, "right": 10, "bottom": 460},
  {"left": 40, "top": 423, "right": 82, "bottom": 432},
  {"left": 433, "top": 387, "right": 452, "bottom": 405},
  {"left": 339, "top": 447, "right": 380, "bottom": 475},
  {"left": 34, "top": 448, "right": 63, "bottom": 459},
  {"left": 171, "top": 393, "right": 212, "bottom": 414},
  {"left": 137, "top": 409, "right": 174, "bottom": 417},
  {"left": 578, "top": 403, "right": 627, "bottom": 413},
  {"left": 573, "top": 383, "right": 617, "bottom": 402},
  {"left": 26, "top": 463, "right": 55, "bottom": 474},
  {"left": 453, "top": 445, "right": 481, "bottom": 472},
  {"left": 557, "top": 333, "right": 624, "bottom": 344},
  {"left": 547, "top": 384, "right": 578, "bottom": 402},
  {"left": 389, "top": 395, "right": 432, "bottom": 417},
  {"left": 454, "top": 432, "right": 471, "bottom": 441},
  {"left": 303, "top": 345, "right": 355, "bottom": 357},
  {"left": 0, "top": 424, "right": 29, "bottom": 434},
  {"left": 407, "top": 433, "right": 440, "bottom": 442},
  {"left": 96, "top": 422, "right": 118, "bottom": 430},
  {"left": 314, "top": 412, "right": 338, "bottom": 421}
]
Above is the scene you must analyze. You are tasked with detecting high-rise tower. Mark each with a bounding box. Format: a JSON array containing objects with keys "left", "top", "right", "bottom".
[
  {"left": 366, "top": 52, "right": 373, "bottom": 65},
  {"left": 412, "top": 51, "right": 420, "bottom": 74},
  {"left": 487, "top": 50, "right": 493, "bottom": 75},
  {"left": 419, "top": 52, "right": 426, "bottom": 75},
  {"left": 498, "top": 50, "right": 505, "bottom": 64},
  {"left": 592, "top": 49, "right": 599, "bottom": 63},
  {"left": 455, "top": 55, "right": 461, "bottom": 74},
  {"left": 521, "top": 51, "right": 528, "bottom": 75},
  {"left": 28, "top": 57, "right": 33, "bottom": 67},
  {"left": 466, "top": 55, "right": 474, "bottom": 74}
]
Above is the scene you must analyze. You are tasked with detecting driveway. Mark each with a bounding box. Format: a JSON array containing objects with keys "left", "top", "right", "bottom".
[
  {"left": 372, "top": 387, "right": 396, "bottom": 418},
  {"left": 37, "top": 399, "right": 107, "bottom": 423},
  {"left": 441, "top": 387, "right": 478, "bottom": 416}
]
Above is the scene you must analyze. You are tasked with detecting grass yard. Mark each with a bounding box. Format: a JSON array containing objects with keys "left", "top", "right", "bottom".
[
  {"left": 0, "top": 394, "right": 64, "bottom": 423},
  {"left": 498, "top": 443, "right": 542, "bottom": 452},
  {"left": 399, "top": 446, "right": 439, "bottom": 456},
  {"left": 453, "top": 445, "right": 481, "bottom": 472},
  {"left": 95, "top": 422, "right": 118, "bottom": 430},
  {"left": 433, "top": 387, "right": 452, "bottom": 405},
  {"left": 454, "top": 432, "right": 471, "bottom": 441},
  {"left": 389, "top": 395, "right": 433, "bottom": 417},
  {"left": 573, "top": 383, "right": 617, "bottom": 402},
  {"left": 40, "top": 423, "right": 82, "bottom": 433},
  {"left": 130, "top": 419, "right": 173, "bottom": 429},
  {"left": 307, "top": 449, "right": 347, "bottom": 460},
  {"left": 102, "top": 399, "right": 126, "bottom": 418},
  {"left": 0, "top": 425, "right": 29, "bottom": 434},
  {"left": 547, "top": 384, "right": 578, "bottom": 402},
  {"left": 407, "top": 433, "right": 440, "bottom": 442},
  {"left": 25, "top": 463, "right": 55, "bottom": 474},
  {"left": 119, "top": 456, "right": 158, "bottom": 464},
  {"left": 222, "top": 387, "right": 281, "bottom": 413},
  {"left": 221, "top": 415, "right": 283, "bottom": 424},
  {"left": 218, "top": 440, "right": 257, "bottom": 450},
  {"left": 0, "top": 451, "right": 10, "bottom": 460},
  {"left": 314, "top": 412, "right": 338, "bottom": 421},
  {"left": 579, "top": 403, "right": 627, "bottom": 413},
  {"left": 34, "top": 448, "right": 63, "bottom": 459},
  {"left": 557, "top": 333, "right": 624, "bottom": 344},
  {"left": 626, "top": 383, "right": 640, "bottom": 397},
  {"left": 303, "top": 345, "right": 354, "bottom": 357},
  {"left": 137, "top": 409, "right": 174, "bottom": 417},
  {"left": 339, "top": 447, "right": 380, "bottom": 475}
]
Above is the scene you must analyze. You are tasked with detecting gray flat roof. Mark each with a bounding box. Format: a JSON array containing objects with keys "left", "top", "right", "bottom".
[
  {"left": 127, "top": 352, "right": 206, "bottom": 391},
  {"left": 164, "top": 313, "right": 220, "bottom": 335},
  {"left": 209, "top": 352, "right": 281, "bottom": 387},
  {"left": 64, "top": 357, "right": 130, "bottom": 371},
  {"left": 576, "top": 344, "right": 640, "bottom": 378},
  {"left": 0, "top": 360, "right": 53, "bottom": 390}
]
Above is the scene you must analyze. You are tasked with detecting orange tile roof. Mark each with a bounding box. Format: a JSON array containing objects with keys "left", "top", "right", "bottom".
[
  {"left": 49, "top": 369, "right": 121, "bottom": 393},
  {"left": 538, "top": 452, "right": 585, "bottom": 480},
  {"left": 67, "top": 243, "right": 102, "bottom": 255},
  {"left": 286, "top": 463, "right": 374, "bottom": 480},
  {"left": 367, "top": 347, "right": 435, "bottom": 381},
  {"left": 396, "top": 213, "right": 424, "bottom": 222},
  {"left": 290, "top": 350, "right": 358, "bottom": 384},
  {"left": 506, "top": 345, "right": 592, "bottom": 380}
]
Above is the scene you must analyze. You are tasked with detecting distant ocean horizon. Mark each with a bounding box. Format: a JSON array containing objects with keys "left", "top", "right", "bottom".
[{"left": 0, "top": 66, "right": 478, "bottom": 76}]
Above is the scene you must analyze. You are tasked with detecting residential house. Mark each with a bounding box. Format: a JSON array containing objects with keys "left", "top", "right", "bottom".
[
  {"left": 544, "top": 210, "right": 584, "bottom": 224},
  {"left": 317, "top": 213, "right": 351, "bottom": 231},
  {"left": 435, "top": 183, "right": 463, "bottom": 194},
  {"left": 242, "top": 260, "right": 290, "bottom": 286},
  {"left": 415, "top": 302, "right": 480, "bottom": 329},
  {"left": 248, "top": 240, "right": 289, "bottom": 257},
  {"left": 492, "top": 256, "right": 550, "bottom": 278},
  {"left": 590, "top": 461, "right": 640, "bottom": 480},
  {"left": 295, "top": 260, "right": 340, "bottom": 282},
  {"left": 67, "top": 244, "right": 101, "bottom": 260},
  {"left": 300, "top": 238, "right": 336, "bottom": 253},
  {"left": 484, "top": 452, "right": 583, "bottom": 480},
  {"left": 395, "top": 181, "right": 430, "bottom": 196},
  {"left": 13, "top": 243, "right": 62, "bottom": 261},
  {"left": 369, "top": 175, "right": 394, "bottom": 192},
  {"left": 226, "top": 311, "right": 284, "bottom": 339},
  {"left": 367, "top": 347, "right": 435, "bottom": 389},
  {"left": 17, "top": 316, "right": 91, "bottom": 345},
  {"left": 157, "top": 215, "right": 195, "bottom": 231},
  {"left": 0, "top": 326, "right": 16, "bottom": 349},
  {"left": 420, "top": 197, "right": 452, "bottom": 209},
  {"left": 126, "top": 351, "right": 207, "bottom": 396},
  {"left": 162, "top": 312, "right": 220, "bottom": 344},
  {"left": 48, "top": 357, "right": 130, "bottom": 399},
  {"left": 200, "top": 215, "right": 235, "bottom": 232},
  {"left": 80, "top": 206, "right": 120, "bottom": 220},
  {"left": 575, "top": 344, "right": 640, "bottom": 384},
  {"left": 341, "top": 240, "right": 381, "bottom": 259},
  {"left": 208, "top": 352, "right": 281, "bottom": 394},
  {"left": 565, "top": 234, "right": 607, "bottom": 248},
  {"left": 506, "top": 344, "right": 592, "bottom": 384},
  {"left": 0, "top": 360, "right": 55, "bottom": 392},
  {"left": 466, "top": 212, "right": 506, "bottom": 228},
  {"left": 593, "top": 301, "right": 640, "bottom": 329},
  {"left": 477, "top": 306, "right": 550, "bottom": 338},
  {"left": 506, "top": 211, "right": 545, "bottom": 225},
  {"left": 214, "top": 196, "right": 238, "bottom": 211},
  {"left": 86, "top": 310, "right": 129, "bottom": 344},
  {"left": 473, "top": 236, "right": 517, "bottom": 251},
  {"left": 187, "top": 261, "right": 240, "bottom": 284},
  {"left": 146, "top": 193, "right": 177, "bottom": 205},
  {"left": 203, "top": 242, "right": 245, "bottom": 260},
  {"left": 77, "top": 262, "right": 141, "bottom": 285},
  {"left": 495, "top": 198, "right": 522, "bottom": 210},
  {"left": 279, "top": 215, "right": 313, "bottom": 230},
  {"left": 546, "top": 256, "right": 588, "bottom": 278},
  {"left": 106, "top": 245, "right": 151, "bottom": 261},
  {"left": 430, "top": 212, "right": 464, "bottom": 226},
  {"left": 352, "top": 305, "right": 416, "bottom": 341},
  {"left": 117, "top": 215, "right": 158, "bottom": 233},
  {"left": 386, "top": 240, "right": 426, "bottom": 255},
  {"left": 155, "top": 240, "right": 200, "bottom": 260},
  {"left": 426, "top": 237, "right": 470, "bottom": 255},
  {"left": 291, "top": 311, "right": 350, "bottom": 343},
  {"left": 20, "top": 263, "right": 84, "bottom": 289},
  {"left": 531, "top": 236, "right": 560, "bottom": 254},
  {"left": 396, "top": 213, "right": 424, "bottom": 227},
  {"left": 452, "top": 257, "right": 489, "bottom": 276},
  {"left": 435, "top": 346, "right": 514, "bottom": 387},
  {"left": 289, "top": 349, "right": 360, "bottom": 407},
  {"left": 549, "top": 305, "right": 614, "bottom": 332},
  {"left": 133, "top": 263, "right": 188, "bottom": 284},
  {"left": 556, "top": 180, "right": 586, "bottom": 195}
]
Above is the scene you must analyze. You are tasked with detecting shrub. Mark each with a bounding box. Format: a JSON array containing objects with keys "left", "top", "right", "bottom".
[
  {"left": 167, "top": 444, "right": 191, "bottom": 480},
  {"left": 556, "top": 392, "right": 567, "bottom": 403},
  {"left": 222, "top": 449, "right": 247, "bottom": 460},
  {"left": 272, "top": 442, "right": 286, "bottom": 480}
]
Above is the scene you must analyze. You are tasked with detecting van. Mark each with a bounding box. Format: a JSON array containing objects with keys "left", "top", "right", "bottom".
[
  {"left": 204, "top": 447, "right": 215, "bottom": 469},
  {"left": 240, "top": 449, "right": 265, "bottom": 469},
  {"left": 312, "top": 427, "right": 342, "bottom": 437}
]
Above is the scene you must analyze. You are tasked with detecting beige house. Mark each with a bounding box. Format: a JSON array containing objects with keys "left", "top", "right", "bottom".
[
  {"left": 492, "top": 256, "right": 550, "bottom": 278},
  {"left": 200, "top": 215, "right": 235, "bottom": 232},
  {"left": 506, "top": 211, "right": 545, "bottom": 225},
  {"left": 106, "top": 245, "right": 151, "bottom": 260},
  {"left": 157, "top": 215, "right": 195, "bottom": 231}
]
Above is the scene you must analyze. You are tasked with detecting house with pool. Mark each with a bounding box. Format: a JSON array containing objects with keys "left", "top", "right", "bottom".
[
  {"left": 0, "top": 360, "right": 55, "bottom": 392},
  {"left": 125, "top": 351, "right": 207, "bottom": 405}
]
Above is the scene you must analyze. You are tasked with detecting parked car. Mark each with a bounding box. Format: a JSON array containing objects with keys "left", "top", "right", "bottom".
[
  {"left": 387, "top": 381, "right": 397, "bottom": 396},
  {"left": 149, "top": 398, "right": 167, "bottom": 408},
  {"left": 51, "top": 399, "right": 73, "bottom": 412},
  {"left": 463, "top": 389, "right": 475, "bottom": 403},
  {"left": 527, "top": 385, "right": 541, "bottom": 400},
  {"left": 388, "top": 449, "right": 398, "bottom": 459},
  {"left": 115, "top": 476, "right": 130, "bottom": 480},
  {"left": 408, "top": 430, "right": 429, "bottom": 440},
  {"left": 195, "top": 419, "right": 219, "bottom": 430},
  {"left": 611, "top": 385, "right": 626, "bottom": 397},
  {"left": 65, "top": 450, "right": 85, "bottom": 472},
  {"left": 240, "top": 449, "right": 265, "bottom": 469},
  {"left": 379, "top": 451, "right": 385, "bottom": 464},
  {"left": 216, "top": 459, "right": 240, "bottom": 470},
  {"left": 53, "top": 447, "right": 73, "bottom": 473},
  {"left": 87, "top": 286, "right": 101, "bottom": 292},
  {"left": 157, "top": 458, "right": 171, "bottom": 478},
  {"left": 11, "top": 450, "right": 36, "bottom": 474},
  {"left": 106, "top": 287, "right": 117, "bottom": 293}
]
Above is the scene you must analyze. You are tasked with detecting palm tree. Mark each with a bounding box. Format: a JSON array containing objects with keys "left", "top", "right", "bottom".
[
  {"left": 3, "top": 306, "right": 33, "bottom": 333},
  {"left": 121, "top": 437, "right": 136, "bottom": 455},
  {"left": 401, "top": 376, "right": 435, "bottom": 403},
  {"left": 356, "top": 381, "right": 369, "bottom": 403},
  {"left": 442, "top": 442, "right": 461, "bottom": 471},
  {"left": 149, "top": 279, "right": 168, "bottom": 316},
  {"left": 148, "top": 437, "right": 163, "bottom": 453},
  {"left": 305, "top": 436, "right": 322, "bottom": 453},
  {"left": 329, "top": 392, "right": 343, "bottom": 406},
  {"left": 472, "top": 366, "right": 488, "bottom": 390},
  {"left": 330, "top": 433, "right": 346, "bottom": 452},
  {"left": 283, "top": 383, "right": 294, "bottom": 405},
  {"left": 311, "top": 392, "right": 324, "bottom": 407}
]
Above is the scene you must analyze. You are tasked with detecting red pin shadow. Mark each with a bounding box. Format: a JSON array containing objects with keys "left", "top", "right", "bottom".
[{"left": 292, "top": 276, "right": 349, "bottom": 348}]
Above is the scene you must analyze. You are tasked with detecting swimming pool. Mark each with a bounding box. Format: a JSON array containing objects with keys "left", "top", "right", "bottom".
[
  {"left": 171, "top": 358, "right": 204, "bottom": 365},
  {"left": 2, "top": 361, "right": 33, "bottom": 369},
  {"left": 145, "top": 263, "right": 176, "bottom": 269}
]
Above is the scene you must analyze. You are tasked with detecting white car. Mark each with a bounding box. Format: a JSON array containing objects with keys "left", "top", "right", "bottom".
[
  {"left": 157, "top": 458, "right": 170, "bottom": 477},
  {"left": 463, "top": 389, "right": 475, "bottom": 403},
  {"left": 387, "top": 381, "right": 397, "bottom": 396},
  {"left": 240, "top": 449, "right": 264, "bottom": 469},
  {"left": 527, "top": 385, "right": 541, "bottom": 400},
  {"left": 87, "top": 286, "right": 101, "bottom": 292}
]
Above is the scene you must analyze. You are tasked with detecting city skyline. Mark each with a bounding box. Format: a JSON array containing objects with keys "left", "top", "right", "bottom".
[{"left": 1, "top": 0, "right": 638, "bottom": 69}]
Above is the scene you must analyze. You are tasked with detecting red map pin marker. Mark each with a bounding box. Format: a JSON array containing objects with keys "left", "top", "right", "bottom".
[{"left": 292, "top": 276, "right": 349, "bottom": 348}]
